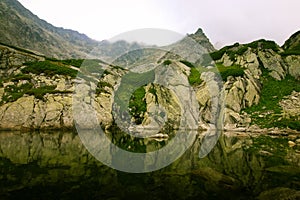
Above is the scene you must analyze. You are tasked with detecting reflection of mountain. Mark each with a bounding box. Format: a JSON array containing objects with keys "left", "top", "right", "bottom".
[{"left": 0, "top": 131, "right": 299, "bottom": 199}]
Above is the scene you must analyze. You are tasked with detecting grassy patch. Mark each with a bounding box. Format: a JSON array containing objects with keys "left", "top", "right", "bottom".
[
  {"left": 207, "top": 39, "right": 280, "bottom": 63},
  {"left": 216, "top": 63, "right": 245, "bottom": 81},
  {"left": 246, "top": 39, "right": 280, "bottom": 52},
  {"left": 163, "top": 60, "right": 172, "bottom": 66},
  {"left": 244, "top": 75, "right": 300, "bottom": 130},
  {"left": 22, "top": 60, "right": 78, "bottom": 78},
  {"left": 180, "top": 60, "right": 194, "bottom": 68},
  {"left": 129, "top": 86, "right": 147, "bottom": 124},
  {"left": 11, "top": 74, "right": 32, "bottom": 82},
  {"left": 95, "top": 81, "right": 113, "bottom": 94},
  {"left": 61, "top": 59, "right": 84, "bottom": 68},
  {"left": 25, "top": 85, "right": 57, "bottom": 100},
  {"left": 2, "top": 83, "right": 33, "bottom": 103},
  {"left": 114, "top": 71, "right": 155, "bottom": 124},
  {"left": 1, "top": 83, "right": 72, "bottom": 104},
  {"left": 189, "top": 67, "right": 202, "bottom": 86},
  {"left": 181, "top": 60, "right": 244, "bottom": 85},
  {"left": 180, "top": 60, "right": 202, "bottom": 86}
]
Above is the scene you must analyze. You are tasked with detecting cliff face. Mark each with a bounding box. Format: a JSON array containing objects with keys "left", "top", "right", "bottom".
[{"left": 0, "top": 32, "right": 299, "bottom": 131}]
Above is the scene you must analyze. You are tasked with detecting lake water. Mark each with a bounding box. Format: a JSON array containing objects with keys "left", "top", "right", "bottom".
[{"left": 0, "top": 130, "right": 299, "bottom": 200}]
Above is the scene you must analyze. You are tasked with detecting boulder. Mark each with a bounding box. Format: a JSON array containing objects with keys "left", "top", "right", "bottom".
[{"left": 258, "top": 50, "right": 287, "bottom": 80}]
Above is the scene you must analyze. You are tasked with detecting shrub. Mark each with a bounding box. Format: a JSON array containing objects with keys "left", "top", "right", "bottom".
[
  {"left": 11, "top": 74, "right": 32, "bottom": 82},
  {"left": 216, "top": 64, "right": 245, "bottom": 81},
  {"left": 61, "top": 59, "right": 84, "bottom": 68},
  {"left": 246, "top": 39, "right": 280, "bottom": 52},
  {"left": 180, "top": 60, "right": 194, "bottom": 68},
  {"left": 25, "top": 85, "right": 57, "bottom": 100},
  {"left": 96, "top": 81, "right": 113, "bottom": 94},
  {"left": 163, "top": 60, "right": 172, "bottom": 66},
  {"left": 22, "top": 60, "right": 78, "bottom": 78},
  {"left": 180, "top": 60, "right": 202, "bottom": 86},
  {"left": 189, "top": 67, "right": 202, "bottom": 86}
]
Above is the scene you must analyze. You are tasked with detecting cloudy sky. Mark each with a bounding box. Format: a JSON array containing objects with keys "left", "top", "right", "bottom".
[{"left": 18, "top": 0, "right": 300, "bottom": 48}]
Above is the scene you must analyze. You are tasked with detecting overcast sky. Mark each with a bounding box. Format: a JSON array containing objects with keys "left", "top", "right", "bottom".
[{"left": 18, "top": 0, "right": 300, "bottom": 48}]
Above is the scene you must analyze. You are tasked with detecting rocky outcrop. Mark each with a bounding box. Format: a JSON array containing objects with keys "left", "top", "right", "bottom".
[
  {"left": 258, "top": 49, "right": 287, "bottom": 80},
  {"left": 1, "top": 30, "right": 300, "bottom": 131},
  {"left": 0, "top": 44, "right": 44, "bottom": 77},
  {"left": 285, "top": 55, "right": 300, "bottom": 80},
  {"left": 0, "top": 94, "right": 72, "bottom": 130},
  {"left": 280, "top": 91, "right": 300, "bottom": 119}
]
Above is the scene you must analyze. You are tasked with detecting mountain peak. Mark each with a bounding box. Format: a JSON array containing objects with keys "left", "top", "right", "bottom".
[
  {"left": 194, "top": 28, "right": 204, "bottom": 35},
  {"left": 187, "top": 28, "right": 215, "bottom": 52}
]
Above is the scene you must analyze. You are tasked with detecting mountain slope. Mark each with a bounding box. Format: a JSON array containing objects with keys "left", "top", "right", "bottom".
[
  {"left": 0, "top": 0, "right": 145, "bottom": 59},
  {"left": 0, "top": 0, "right": 101, "bottom": 58},
  {"left": 282, "top": 31, "right": 300, "bottom": 55}
]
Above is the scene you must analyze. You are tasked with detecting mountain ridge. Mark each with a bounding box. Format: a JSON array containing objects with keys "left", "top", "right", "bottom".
[{"left": 1, "top": 0, "right": 216, "bottom": 60}]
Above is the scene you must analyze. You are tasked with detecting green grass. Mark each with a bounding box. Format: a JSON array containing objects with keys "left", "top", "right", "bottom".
[
  {"left": 11, "top": 74, "right": 32, "bottom": 82},
  {"left": 128, "top": 86, "right": 147, "bottom": 124},
  {"left": 61, "top": 59, "right": 84, "bottom": 68},
  {"left": 180, "top": 60, "right": 194, "bottom": 68},
  {"left": 163, "top": 60, "right": 172, "bottom": 66},
  {"left": 1, "top": 83, "right": 72, "bottom": 104},
  {"left": 246, "top": 39, "right": 280, "bottom": 51},
  {"left": 244, "top": 75, "right": 300, "bottom": 130},
  {"left": 25, "top": 85, "right": 57, "bottom": 100},
  {"left": 180, "top": 60, "right": 202, "bottom": 86},
  {"left": 113, "top": 70, "right": 155, "bottom": 124},
  {"left": 216, "top": 63, "right": 245, "bottom": 81},
  {"left": 2, "top": 83, "right": 33, "bottom": 103},
  {"left": 181, "top": 60, "right": 245, "bottom": 85},
  {"left": 189, "top": 67, "right": 202, "bottom": 85},
  {"left": 21, "top": 60, "right": 78, "bottom": 78},
  {"left": 95, "top": 81, "right": 113, "bottom": 94},
  {"left": 206, "top": 39, "right": 280, "bottom": 63},
  {"left": 280, "top": 43, "right": 300, "bottom": 56}
]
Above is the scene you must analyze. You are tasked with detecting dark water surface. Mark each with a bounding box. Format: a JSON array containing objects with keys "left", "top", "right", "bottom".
[{"left": 0, "top": 130, "right": 299, "bottom": 200}]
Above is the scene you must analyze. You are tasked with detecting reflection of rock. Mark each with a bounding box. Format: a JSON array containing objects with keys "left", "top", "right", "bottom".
[{"left": 0, "top": 131, "right": 299, "bottom": 199}]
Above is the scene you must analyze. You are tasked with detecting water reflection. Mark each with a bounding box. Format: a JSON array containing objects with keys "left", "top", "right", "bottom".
[{"left": 0, "top": 130, "right": 299, "bottom": 199}]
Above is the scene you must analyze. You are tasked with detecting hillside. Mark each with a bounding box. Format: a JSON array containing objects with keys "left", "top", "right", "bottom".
[
  {"left": 0, "top": 0, "right": 145, "bottom": 59},
  {"left": 0, "top": 30, "right": 299, "bottom": 131}
]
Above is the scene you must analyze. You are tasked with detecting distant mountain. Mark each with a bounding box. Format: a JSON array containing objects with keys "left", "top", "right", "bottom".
[{"left": 0, "top": 0, "right": 144, "bottom": 59}]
